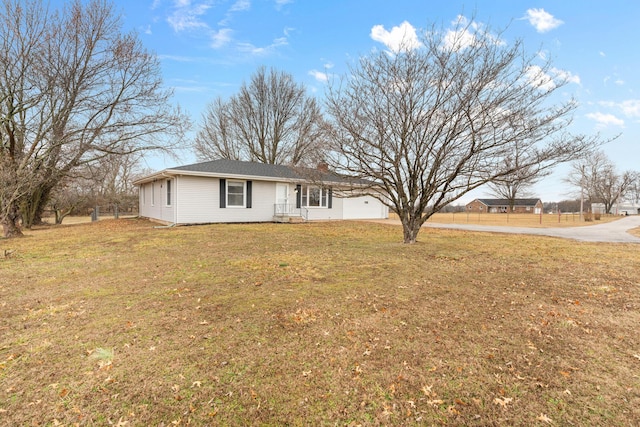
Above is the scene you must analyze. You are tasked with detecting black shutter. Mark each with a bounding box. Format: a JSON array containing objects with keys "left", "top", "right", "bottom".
[
  {"left": 219, "top": 179, "right": 226, "bottom": 208},
  {"left": 328, "top": 188, "right": 332, "bottom": 209},
  {"left": 246, "top": 181, "right": 252, "bottom": 208},
  {"left": 295, "top": 184, "right": 301, "bottom": 208}
]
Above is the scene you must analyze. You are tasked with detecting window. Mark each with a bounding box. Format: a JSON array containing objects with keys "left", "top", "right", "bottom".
[
  {"left": 220, "top": 179, "right": 252, "bottom": 208},
  {"left": 227, "top": 180, "right": 245, "bottom": 207},
  {"left": 151, "top": 183, "right": 155, "bottom": 206},
  {"left": 301, "top": 185, "right": 328, "bottom": 207},
  {"left": 166, "top": 179, "right": 172, "bottom": 206}
]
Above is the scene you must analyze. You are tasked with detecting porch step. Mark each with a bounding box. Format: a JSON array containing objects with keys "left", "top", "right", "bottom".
[{"left": 273, "top": 215, "right": 305, "bottom": 223}]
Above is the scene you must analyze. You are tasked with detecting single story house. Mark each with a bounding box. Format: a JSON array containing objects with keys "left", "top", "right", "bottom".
[
  {"left": 133, "top": 159, "right": 389, "bottom": 225},
  {"left": 466, "top": 198, "right": 543, "bottom": 214},
  {"left": 592, "top": 202, "right": 640, "bottom": 215}
]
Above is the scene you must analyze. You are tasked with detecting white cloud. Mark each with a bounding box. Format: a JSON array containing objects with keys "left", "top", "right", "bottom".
[
  {"left": 600, "top": 100, "right": 640, "bottom": 118},
  {"left": 370, "top": 21, "right": 421, "bottom": 53},
  {"left": 443, "top": 27, "right": 475, "bottom": 51},
  {"left": 524, "top": 8, "right": 563, "bottom": 33},
  {"left": 237, "top": 36, "right": 288, "bottom": 55},
  {"left": 275, "top": 0, "right": 293, "bottom": 10},
  {"left": 211, "top": 28, "right": 233, "bottom": 48},
  {"left": 308, "top": 69, "right": 329, "bottom": 83},
  {"left": 586, "top": 112, "right": 624, "bottom": 128},
  {"left": 551, "top": 67, "right": 581, "bottom": 85},
  {"left": 230, "top": 0, "right": 250, "bottom": 12},
  {"left": 525, "top": 65, "right": 555, "bottom": 91},
  {"left": 619, "top": 100, "right": 640, "bottom": 118},
  {"left": 167, "top": 1, "right": 213, "bottom": 32},
  {"left": 525, "top": 66, "right": 581, "bottom": 90},
  {"left": 441, "top": 16, "right": 505, "bottom": 51}
]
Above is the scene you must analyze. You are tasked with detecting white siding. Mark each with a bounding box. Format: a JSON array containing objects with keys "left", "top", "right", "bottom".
[
  {"left": 175, "top": 176, "right": 277, "bottom": 223},
  {"left": 138, "top": 176, "right": 388, "bottom": 224},
  {"left": 341, "top": 195, "right": 388, "bottom": 219},
  {"left": 305, "top": 195, "right": 343, "bottom": 220},
  {"left": 139, "top": 180, "right": 175, "bottom": 223}
]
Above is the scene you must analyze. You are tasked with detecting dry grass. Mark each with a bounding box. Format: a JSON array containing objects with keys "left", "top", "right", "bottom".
[
  {"left": 1, "top": 219, "right": 639, "bottom": 426},
  {"left": 416, "top": 212, "right": 621, "bottom": 228}
]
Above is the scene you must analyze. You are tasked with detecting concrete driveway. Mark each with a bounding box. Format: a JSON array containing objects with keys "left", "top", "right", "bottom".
[{"left": 421, "top": 215, "right": 640, "bottom": 243}]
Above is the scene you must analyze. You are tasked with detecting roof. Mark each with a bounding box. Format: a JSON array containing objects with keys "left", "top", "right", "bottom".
[
  {"left": 133, "top": 159, "right": 371, "bottom": 186},
  {"left": 470, "top": 198, "right": 542, "bottom": 207}
]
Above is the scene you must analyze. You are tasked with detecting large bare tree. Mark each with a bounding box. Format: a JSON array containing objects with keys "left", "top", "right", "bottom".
[
  {"left": 194, "top": 66, "right": 327, "bottom": 166},
  {"left": 567, "top": 151, "right": 634, "bottom": 214},
  {"left": 325, "top": 19, "right": 601, "bottom": 243},
  {"left": 0, "top": 0, "right": 188, "bottom": 237}
]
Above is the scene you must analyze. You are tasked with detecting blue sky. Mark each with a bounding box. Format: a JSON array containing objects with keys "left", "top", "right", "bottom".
[{"left": 57, "top": 0, "right": 640, "bottom": 203}]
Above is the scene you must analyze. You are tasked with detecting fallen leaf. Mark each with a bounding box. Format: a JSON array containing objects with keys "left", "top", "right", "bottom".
[
  {"left": 537, "top": 413, "right": 553, "bottom": 424},
  {"left": 493, "top": 397, "right": 513, "bottom": 408},
  {"left": 421, "top": 385, "right": 434, "bottom": 397}
]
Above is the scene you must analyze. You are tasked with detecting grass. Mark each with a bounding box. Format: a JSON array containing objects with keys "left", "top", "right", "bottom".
[
  {"left": 1, "top": 218, "right": 639, "bottom": 426},
  {"left": 422, "top": 212, "right": 622, "bottom": 228}
]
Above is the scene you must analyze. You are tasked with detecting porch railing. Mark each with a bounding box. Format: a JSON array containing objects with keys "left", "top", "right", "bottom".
[{"left": 273, "top": 204, "right": 308, "bottom": 221}]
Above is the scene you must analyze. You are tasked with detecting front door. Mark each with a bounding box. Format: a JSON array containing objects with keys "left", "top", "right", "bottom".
[{"left": 275, "top": 183, "right": 289, "bottom": 214}]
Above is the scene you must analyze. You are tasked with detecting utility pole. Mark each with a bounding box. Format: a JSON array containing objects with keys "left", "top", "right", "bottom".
[{"left": 579, "top": 165, "right": 585, "bottom": 222}]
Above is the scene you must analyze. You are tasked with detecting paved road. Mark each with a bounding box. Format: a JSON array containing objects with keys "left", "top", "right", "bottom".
[{"left": 419, "top": 215, "right": 640, "bottom": 243}]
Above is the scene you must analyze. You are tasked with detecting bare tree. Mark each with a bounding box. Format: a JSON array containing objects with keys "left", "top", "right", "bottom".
[
  {"left": 629, "top": 173, "right": 640, "bottom": 205},
  {"left": 568, "top": 151, "right": 634, "bottom": 213},
  {"left": 488, "top": 142, "right": 551, "bottom": 210},
  {"left": 194, "top": 66, "right": 327, "bottom": 166},
  {"left": 49, "top": 151, "right": 141, "bottom": 223},
  {"left": 325, "top": 18, "right": 601, "bottom": 243},
  {"left": 0, "top": 0, "right": 188, "bottom": 237}
]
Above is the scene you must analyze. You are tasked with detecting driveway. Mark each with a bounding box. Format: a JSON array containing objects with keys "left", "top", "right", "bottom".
[{"left": 420, "top": 215, "right": 640, "bottom": 243}]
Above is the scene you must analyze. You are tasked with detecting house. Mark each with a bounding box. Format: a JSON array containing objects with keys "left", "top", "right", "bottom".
[
  {"left": 592, "top": 202, "right": 640, "bottom": 215},
  {"left": 465, "top": 198, "right": 543, "bottom": 214},
  {"left": 133, "top": 159, "right": 389, "bottom": 225}
]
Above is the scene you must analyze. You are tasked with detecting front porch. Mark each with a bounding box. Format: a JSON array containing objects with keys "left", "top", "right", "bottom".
[{"left": 273, "top": 204, "right": 308, "bottom": 223}]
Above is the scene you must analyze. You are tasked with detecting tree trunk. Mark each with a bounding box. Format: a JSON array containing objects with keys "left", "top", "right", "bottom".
[
  {"left": 55, "top": 207, "right": 73, "bottom": 224},
  {"left": 21, "top": 184, "right": 54, "bottom": 228},
  {"left": 400, "top": 212, "right": 422, "bottom": 244},
  {"left": 2, "top": 203, "right": 24, "bottom": 238}
]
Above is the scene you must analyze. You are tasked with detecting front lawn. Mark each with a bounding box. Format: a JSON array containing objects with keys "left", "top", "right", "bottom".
[{"left": 1, "top": 219, "right": 639, "bottom": 425}]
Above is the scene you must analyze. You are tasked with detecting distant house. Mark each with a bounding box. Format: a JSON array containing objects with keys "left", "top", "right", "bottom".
[
  {"left": 466, "top": 198, "right": 543, "bottom": 214},
  {"left": 592, "top": 202, "right": 640, "bottom": 215},
  {"left": 133, "top": 159, "right": 389, "bottom": 225}
]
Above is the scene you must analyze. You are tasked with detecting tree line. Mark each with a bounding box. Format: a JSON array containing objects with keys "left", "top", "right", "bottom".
[
  {"left": 0, "top": 0, "right": 187, "bottom": 237},
  {"left": 2, "top": 1, "right": 632, "bottom": 242}
]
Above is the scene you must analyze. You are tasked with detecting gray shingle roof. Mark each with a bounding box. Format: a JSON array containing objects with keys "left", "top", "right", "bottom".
[
  {"left": 171, "top": 159, "right": 300, "bottom": 179},
  {"left": 161, "top": 159, "right": 369, "bottom": 186}
]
